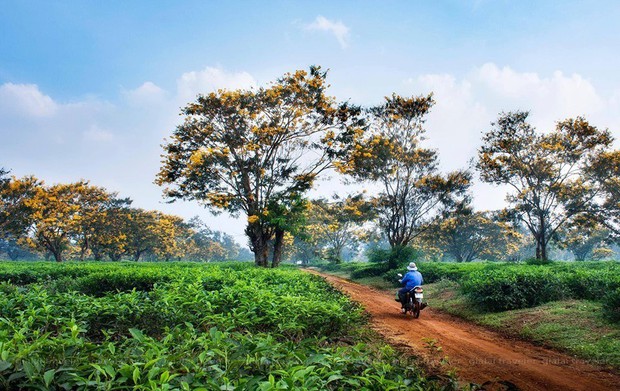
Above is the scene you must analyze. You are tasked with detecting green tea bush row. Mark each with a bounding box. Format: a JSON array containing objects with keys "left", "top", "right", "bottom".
[
  {"left": 0, "top": 262, "right": 448, "bottom": 390},
  {"left": 459, "top": 268, "right": 567, "bottom": 311}
]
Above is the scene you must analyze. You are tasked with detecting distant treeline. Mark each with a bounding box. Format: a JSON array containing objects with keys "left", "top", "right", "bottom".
[{"left": 0, "top": 170, "right": 251, "bottom": 262}]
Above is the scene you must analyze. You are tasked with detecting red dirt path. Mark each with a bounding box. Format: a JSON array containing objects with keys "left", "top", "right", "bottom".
[{"left": 310, "top": 271, "right": 620, "bottom": 391}]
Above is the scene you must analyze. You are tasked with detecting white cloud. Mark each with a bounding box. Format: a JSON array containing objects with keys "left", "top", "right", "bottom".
[
  {"left": 0, "top": 83, "right": 58, "bottom": 117},
  {"left": 473, "top": 63, "right": 605, "bottom": 129},
  {"left": 304, "top": 15, "right": 350, "bottom": 48},
  {"left": 123, "top": 81, "right": 167, "bottom": 107},
  {"left": 83, "top": 125, "right": 114, "bottom": 142},
  {"left": 176, "top": 67, "right": 257, "bottom": 104}
]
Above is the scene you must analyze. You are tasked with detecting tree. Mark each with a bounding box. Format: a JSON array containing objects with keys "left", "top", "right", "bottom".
[
  {"left": 0, "top": 172, "right": 40, "bottom": 240},
  {"left": 152, "top": 213, "right": 194, "bottom": 261},
  {"left": 124, "top": 209, "right": 164, "bottom": 261},
  {"left": 72, "top": 185, "right": 119, "bottom": 260},
  {"left": 558, "top": 217, "right": 612, "bottom": 261},
  {"left": 0, "top": 238, "right": 37, "bottom": 260},
  {"left": 25, "top": 181, "right": 88, "bottom": 262},
  {"left": 477, "top": 112, "right": 614, "bottom": 261},
  {"left": 338, "top": 94, "right": 471, "bottom": 249},
  {"left": 157, "top": 67, "right": 362, "bottom": 267},
  {"left": 589, "top": 150, "right": 620, "bottom": 241},
  {"left": 426, "top": 204, "right": 522, "bottom": 262},
  {"left": 302, "top": 195, "right": 371, "bottom": 263},
  {"left": 88, "top": 197, "right": 133, "bottom": 261},
  {"left": 185, "top": 218, "right": 229, "bottom": 261}
]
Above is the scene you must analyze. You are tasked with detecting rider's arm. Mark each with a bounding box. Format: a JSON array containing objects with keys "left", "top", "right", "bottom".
[{"left": 401, "top": 273, "right": 412, "bottom": 286}]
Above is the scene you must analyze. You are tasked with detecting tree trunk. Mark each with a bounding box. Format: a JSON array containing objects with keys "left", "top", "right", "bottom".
[
  {"left": 271, "top": 228, "right": 284, "bottom": 268},
  {"left": 247, "top": 222, "right": 271, "bottom": 267},
  {"left": 92, "top": 248, "right": 103, "bottom": 261},
  {"left": 254, "top": 244, "right": 268, "bottom": 267},
  {"left": 538, "top": 216, "right": 548, "bottom": 261},
  {"left": 52, "top": 249, "right": 62, "bottom": 262},
  {"left": 540, "top": 241, "right": 547, "bottom": 261},
  {"left": 79, "top": 238, "right": 89, "bottom": 261}
]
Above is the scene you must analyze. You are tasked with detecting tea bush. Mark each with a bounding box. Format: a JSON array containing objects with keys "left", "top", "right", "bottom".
[
  {"left": 460, "top": 267, "right": 566, "bottom": 311},
  {"left": 603, "top": 288, "right": 620, "bottom": 323},
  {"left": 0, "top": 262, "right": 448, "bottom": 390}
]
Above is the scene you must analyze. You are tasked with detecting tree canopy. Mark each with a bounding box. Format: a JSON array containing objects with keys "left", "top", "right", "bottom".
[
  {"left": 337, "top": 94, "right": 471, "bottom": 249},
  {"left": 477, "top": 112, "right": 614, "bottom": 260},
  {"left": 157, "top": 66, "right": 363, "bottom": 267}
]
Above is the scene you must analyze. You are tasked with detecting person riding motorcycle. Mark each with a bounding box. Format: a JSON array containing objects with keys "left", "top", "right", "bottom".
[{"left": 398, "top": 262, "right": 423, "bottom": 313}]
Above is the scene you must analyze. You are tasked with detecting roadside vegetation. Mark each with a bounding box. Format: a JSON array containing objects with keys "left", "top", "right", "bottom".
[
  {"left": 314, "top": 260, "right": 620, "bottom": 369},
  {"left": 0, "top": 261, "right": 457, "bottom": 390}
]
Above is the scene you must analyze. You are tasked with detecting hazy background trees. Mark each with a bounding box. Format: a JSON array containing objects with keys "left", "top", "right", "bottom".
[{"left": 0, "top": 169, "right": 245, "bottom": 262}]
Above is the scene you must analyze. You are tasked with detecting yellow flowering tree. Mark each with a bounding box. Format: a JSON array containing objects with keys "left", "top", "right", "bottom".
[
  {"left": 477, "top": 112, "right": 614, "bottom": 261},
  {"left": 24, "top": 181, "right": 91, "bottom": 262},
  {"left": 338, "top": 94, "right": 471, "bottom": 249},
  {"left": 72, "top": 185, "right": 121, "bottom": 260},
  {"left": 589, "top": 150, "right": 620, "bottom": 242},
  {"left": 86, "top": 197, "right": 133, "bottom": 261},
  {"left": 424, "top": 204, "right": 523, "bottom": 262},
  {"left": 557, "top": 216, "right": 612, "bottom": 261},
  {"left": 157, "top": 67, "right": 363, "bottom": 267},
  {"left": 0, "top": 172, "right": 40, "bottom": 240},
  {"left": 302, "top": 195, "right": 372, "bottom": 263}
]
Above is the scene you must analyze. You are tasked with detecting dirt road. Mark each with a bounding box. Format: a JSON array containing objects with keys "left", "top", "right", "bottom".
[{"left": 311, "top": 271, "right": 620, "bottom": 391}]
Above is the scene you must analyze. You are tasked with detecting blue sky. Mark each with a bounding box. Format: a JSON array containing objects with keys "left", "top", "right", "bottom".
[{"left": 2, "top": 1, "right": 620, "bottom": 242}]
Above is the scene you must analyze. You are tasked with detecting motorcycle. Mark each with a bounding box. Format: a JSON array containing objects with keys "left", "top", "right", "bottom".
[{"left": 397, "top": 273, "right": 425, "bottom": 319}]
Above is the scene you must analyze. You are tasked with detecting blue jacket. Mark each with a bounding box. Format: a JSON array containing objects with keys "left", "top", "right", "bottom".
[{"left": 401, "top": 271, "right": 423, "bottom": 290}]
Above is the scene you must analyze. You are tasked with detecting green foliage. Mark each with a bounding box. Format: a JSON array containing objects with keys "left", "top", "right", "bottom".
[
  {"left": 603, "top": 289, "right": 620, "bottom": 323},
  {"left": 0, "top": 262, "right": 445, "bottom": 390},
  {"left": 431, "top": 261, "right": 620, "bottom": 311},
  {"left": 460, "top": 268, "right": 566, "bottom": 311},
  {"left": 370, "top": 245, "right": 417, "bottom": 267}
]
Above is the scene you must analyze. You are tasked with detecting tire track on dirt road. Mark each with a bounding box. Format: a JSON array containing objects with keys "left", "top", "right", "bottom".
[{"left": 309, "top": 270, "right": 620, "bottom": 391}]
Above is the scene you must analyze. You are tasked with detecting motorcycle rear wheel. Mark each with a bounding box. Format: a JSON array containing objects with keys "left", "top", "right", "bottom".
[{"left": 413, "top": 301, "right": 421, "bottom": 318}]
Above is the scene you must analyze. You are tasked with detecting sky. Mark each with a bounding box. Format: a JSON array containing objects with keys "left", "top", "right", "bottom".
[{"left": 2, "top": 0, "right": 620, "bottom": 244}]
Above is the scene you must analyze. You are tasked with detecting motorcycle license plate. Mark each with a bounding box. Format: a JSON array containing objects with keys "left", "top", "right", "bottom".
[{"left": 414, "top": 293, "right": 423, "bottom": 299}]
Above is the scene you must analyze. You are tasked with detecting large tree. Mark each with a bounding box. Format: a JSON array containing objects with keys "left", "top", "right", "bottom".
[
  {"left": 72, "top": 185, "right": 120, "bottom": 260},
  {"left": 157, "top": 67, "right": 362, "bottom": 267},
  {"left": 123, "top": 209, "right": 167, "bottom": 262},
  {"left": 338, "top": 94, "right": 471, "bottom": 248},
  {"left": 0, "top": 172, "right": 40, "bottom": 240},
  {"left": 87, "top": 197, "right": 133, "bottom": 261},
  {"left": 589, "top": 150, "right": 620, "bottom": 240},
  {"left": 25, "top": 181, "right": 90, "bottom": 262},
  {"left": 477, "top": 112, "right": 614, "bottom": 260}
]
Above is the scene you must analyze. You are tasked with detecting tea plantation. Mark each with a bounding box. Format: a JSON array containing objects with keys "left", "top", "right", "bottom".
[
  {"left": 321, "top": 260, "right": 620, "bottom": 318},
  {"left": 0, "top": 262, "right": 451, "bottom": 390}
]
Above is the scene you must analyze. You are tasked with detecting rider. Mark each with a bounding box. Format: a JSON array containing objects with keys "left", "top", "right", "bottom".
[{"left": 398, "top": 262, "right": 423, "bottom": 313}]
